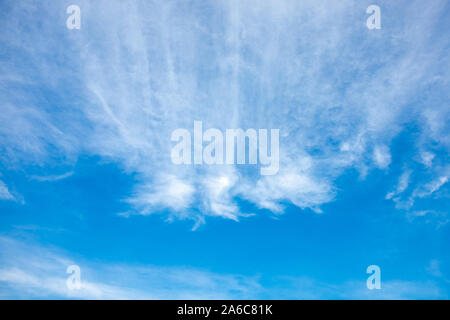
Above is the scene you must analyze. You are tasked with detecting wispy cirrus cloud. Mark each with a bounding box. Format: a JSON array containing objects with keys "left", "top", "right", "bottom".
[
  {"left": 387, "top": 165, "right": 449, "bottom": 214},
  {"left": 386, "top": 170, "right": 411, "bottom": 201},
  {"left": 30, "top": 171, "right": 74, "bottom": 182},
  {"left": 0, "top": 0, "right": 448, "bottom": 227}
]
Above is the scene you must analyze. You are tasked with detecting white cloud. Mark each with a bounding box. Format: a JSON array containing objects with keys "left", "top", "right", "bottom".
[
  {"left": 373, "top": 145, "right": 391, "bottom": 170},
  {"left": 0, "top": 180, "right": 14, "bottom": 201},
  {"left": 127, "top": 174, "right": 196, "bottom": 213},
  {"left": 0, "top": 0, "right": 448, "bottom": 224},
  {"left": 413, "top": 175, "right": 448, "bottom": 199},
  {"left": 386, "top": 170, "right": 411, "bottom": 200},
  {"left": 387, "top": 164, "right": 449, "bottom": 213},
  {"left": 199, "top": 169, "right": 241, "bottom": 220},
  {"left": 237, "top": 161, "right": 334, "bottom": 214},
  {"left": 419, "top": 151, "right": 435, "bottom": 168}
]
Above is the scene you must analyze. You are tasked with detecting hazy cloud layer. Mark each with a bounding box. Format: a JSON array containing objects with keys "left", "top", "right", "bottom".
[{"left": 0, "top": 235, "right": 446, "bottom": 299}]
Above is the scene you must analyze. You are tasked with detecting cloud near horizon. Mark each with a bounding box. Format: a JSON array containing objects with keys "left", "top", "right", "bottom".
[{"left": 0, "top": 235, "right": 446, "bottom": 299}]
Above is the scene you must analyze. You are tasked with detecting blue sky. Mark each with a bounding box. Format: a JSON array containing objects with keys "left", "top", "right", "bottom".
[{"left": 0, "top": 0, "right": 449, "bottom": 299}]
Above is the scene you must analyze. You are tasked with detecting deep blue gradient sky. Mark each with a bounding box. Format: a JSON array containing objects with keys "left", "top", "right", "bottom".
[{"left": 0, "top": 0, "right": 449, "bottom": 299}]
